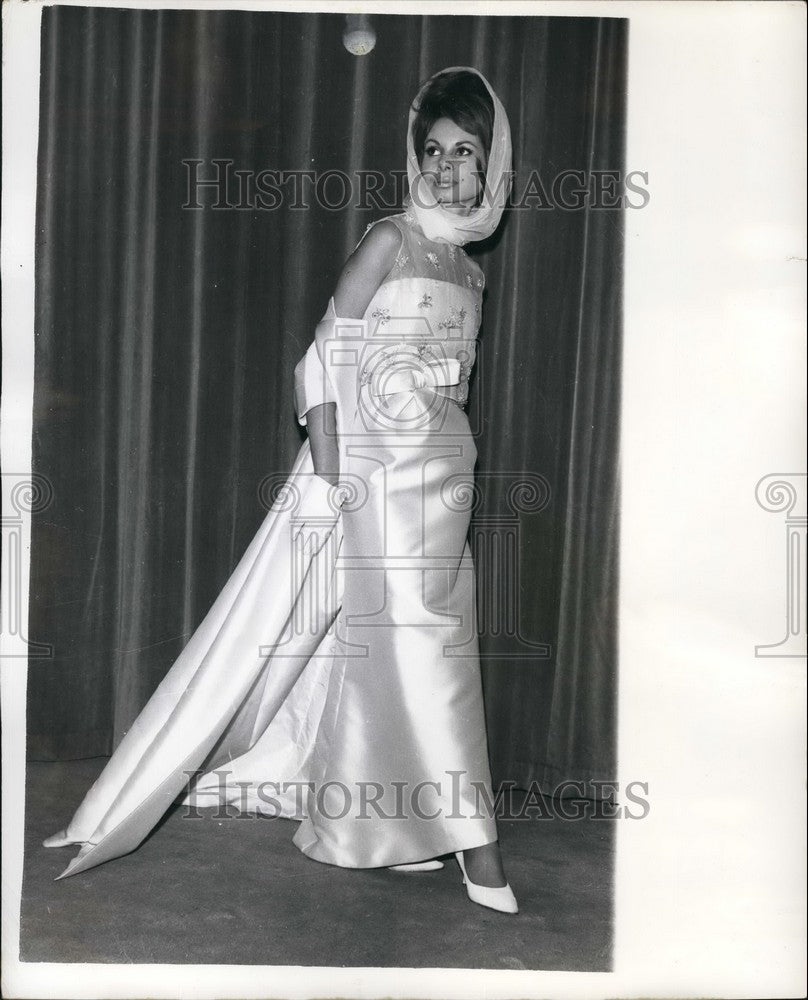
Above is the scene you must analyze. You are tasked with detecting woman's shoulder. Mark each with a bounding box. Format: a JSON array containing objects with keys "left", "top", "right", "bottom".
[
  {"left": 334, "top": 217, "right": 404, "bottom": 317},
  {"left": 362, "top": 213, "right": 411, "bottom": 243},
  {"left": 352, "top": 216, "right": 405, "bottom": 260}
]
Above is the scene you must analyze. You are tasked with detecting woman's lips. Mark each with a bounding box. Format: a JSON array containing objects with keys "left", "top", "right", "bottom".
[{"left": 425, "top": 175, "right": 457, "bottom": 202}]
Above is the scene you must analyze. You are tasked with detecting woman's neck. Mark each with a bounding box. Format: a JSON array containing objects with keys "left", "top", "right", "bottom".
[{"left": 401, "top": 205, "right": 463, "bottom": 249}]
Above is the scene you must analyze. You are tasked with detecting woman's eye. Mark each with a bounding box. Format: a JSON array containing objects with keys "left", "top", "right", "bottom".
[
  {"left": 424, "top": 146, "right": 440, "bottom": 157},
  {"left": 456, "top": 147, "right": 473, "bottom": 157}
]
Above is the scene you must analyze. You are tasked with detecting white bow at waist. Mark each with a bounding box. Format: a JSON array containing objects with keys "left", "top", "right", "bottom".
[{"left": 368, "top": 357, "right": 461, "bottom": 397}]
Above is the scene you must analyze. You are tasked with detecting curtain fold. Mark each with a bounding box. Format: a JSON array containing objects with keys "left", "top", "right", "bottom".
[{"left": 28, "top": 8, "right": 626, "bottom": 797}]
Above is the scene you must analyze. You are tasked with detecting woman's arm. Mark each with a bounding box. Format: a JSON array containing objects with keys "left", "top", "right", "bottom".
[
  {"left": 331, "top": 220, "right": 401, "bottom": 317},
  {"left": 306, "top": 221, "right": 402, "bottom": 484}
]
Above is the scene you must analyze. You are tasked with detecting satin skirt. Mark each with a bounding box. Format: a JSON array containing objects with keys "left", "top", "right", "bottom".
[
  {"left": 293, "top": 387, "right": 497, "bottom": 865},
  {"left": 45, "top": 388, "right": 496, "bottom": 879}
]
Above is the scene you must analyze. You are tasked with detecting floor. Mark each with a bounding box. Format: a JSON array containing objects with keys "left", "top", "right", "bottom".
[{"left": 20, "top": 758, "right": 614, "bottom": 970}]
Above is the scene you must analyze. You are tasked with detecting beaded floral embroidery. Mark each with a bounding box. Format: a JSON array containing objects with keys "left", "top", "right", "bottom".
[
  {"left": 438, "top": 306, "right": 467, "bottom": 331},
  {"left": 358, "top": 342, "right": 439, "bottom": 386},
  {"left": 372, "top": 307, "right": 391, "bottom": 325},
  {"left": 457, "top": 352, "right": 474, "bottom": 382},
  {"left": 359, "top": 347, "right": 398, "bottom": 385},
  {"left": 455, "top": 346, "right": 476, "bottom": 406},
  {"left": 418, "top": 293, "right": 433, "bottom": 309},
  {"left": 425, "top": 252, "right": 440, "bottom": 269}
]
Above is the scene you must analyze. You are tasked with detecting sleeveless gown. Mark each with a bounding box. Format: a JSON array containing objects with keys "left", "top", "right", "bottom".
[{"left": 45, "top": 211, "right": 498, "bottom": 878}]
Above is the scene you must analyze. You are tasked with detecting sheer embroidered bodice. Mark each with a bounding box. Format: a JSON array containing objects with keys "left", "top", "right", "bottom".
[{"left": 355, "top": 212, "right": 485, "bottom": 411}]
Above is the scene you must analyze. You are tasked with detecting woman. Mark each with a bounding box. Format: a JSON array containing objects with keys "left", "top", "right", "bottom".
[{"left": 44, "top": 66, "right": 516, "bottom": 915}]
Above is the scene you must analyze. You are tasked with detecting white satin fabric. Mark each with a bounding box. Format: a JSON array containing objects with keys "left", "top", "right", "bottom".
[
  {"left": 46, "top": 211, "right": 499, "bottom": 879},
  {"left": 45, "top": 437, "right": 345, "bottom": 877},
  {"left": 293, "top": 220, "right": 497, "bottom": 863}
]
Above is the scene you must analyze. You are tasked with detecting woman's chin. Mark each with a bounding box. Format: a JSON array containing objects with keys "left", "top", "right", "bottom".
[{"left": 436, "top": 200, "right": 474, "bottom": 217}]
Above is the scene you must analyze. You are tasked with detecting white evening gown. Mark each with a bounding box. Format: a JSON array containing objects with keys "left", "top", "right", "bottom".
[{"left": 45, "top": 211, "right": 498, "bottom": 878}]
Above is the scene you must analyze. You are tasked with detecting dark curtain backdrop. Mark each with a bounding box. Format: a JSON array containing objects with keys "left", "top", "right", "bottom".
[{"left": 28, "top": 7, "right": 625, "bottom": 797}]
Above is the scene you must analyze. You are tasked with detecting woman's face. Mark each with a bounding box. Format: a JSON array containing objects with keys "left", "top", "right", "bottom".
[{"left": 419, "top": 117, "right": 485, "bottom": 214}]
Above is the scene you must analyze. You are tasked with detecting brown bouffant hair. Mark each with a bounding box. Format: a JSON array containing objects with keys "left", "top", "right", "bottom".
[{"left": 412, "top": 70, "right": 494, "bottom": 176}]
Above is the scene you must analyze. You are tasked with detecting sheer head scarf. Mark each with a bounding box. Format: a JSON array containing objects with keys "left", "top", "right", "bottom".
[{"left": 405, "top": 67, "right": 512, "bottom": 246}]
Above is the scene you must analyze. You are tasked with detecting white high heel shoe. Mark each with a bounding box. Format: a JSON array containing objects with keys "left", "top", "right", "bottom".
[
  {"left": 388, "top": 859, "right": 445, "bottom": 872},
  {"left": 455, "top": 851, "right": 518, "bottom": 914},
  {"left": 42, "top": 830, "right": 73, "bottom": 848}
]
